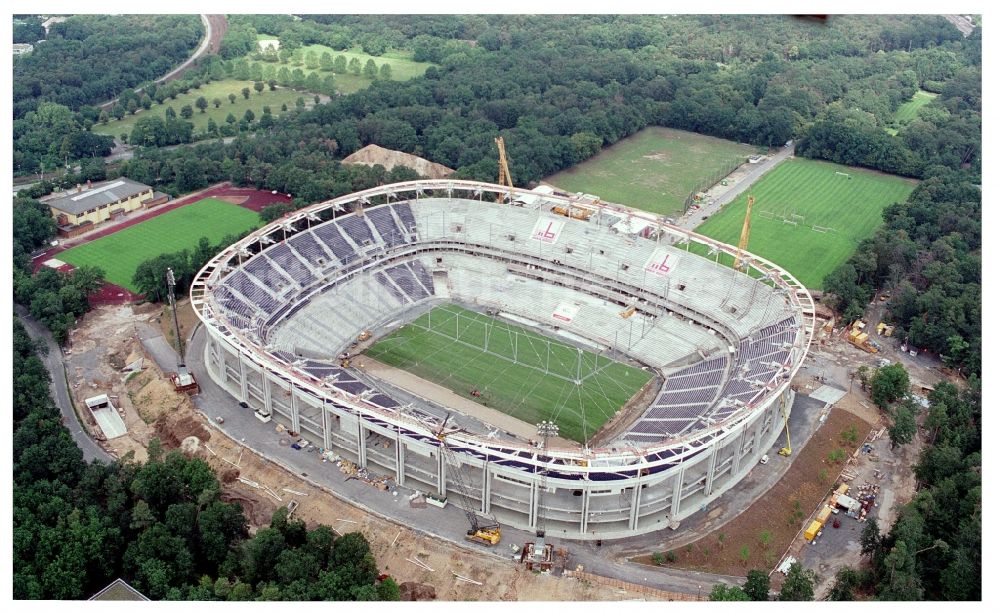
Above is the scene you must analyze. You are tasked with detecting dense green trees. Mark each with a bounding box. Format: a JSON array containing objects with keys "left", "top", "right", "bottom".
[
  {"left": 13, "top": 319, "right": 399, "bottom": 600},
  {"left": 852, "top": 380, "right": 981, "bottom": 600},
  {"left": 821, "top": 168, "right": 980, "bottom": 376},
  {"left": 13, "top": 15, "right": 202, "bottom": 119}
]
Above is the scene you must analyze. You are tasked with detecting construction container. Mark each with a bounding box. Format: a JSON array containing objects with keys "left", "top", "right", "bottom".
[
  {"left": 804, "top": 520, "right": 823, "bottom": 542},
  {"left": 817, "top": 506, "right": 832, "bottom": 525}
]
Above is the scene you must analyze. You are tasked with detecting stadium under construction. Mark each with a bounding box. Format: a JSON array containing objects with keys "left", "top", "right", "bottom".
[{"left": 191, "top": 180, "right": 815, "bottom": 540}]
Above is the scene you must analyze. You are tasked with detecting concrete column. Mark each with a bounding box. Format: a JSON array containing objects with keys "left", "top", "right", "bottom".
[
  {"left": 261, "top": 373, "right": 272, "bottom": 417},
  {"left": 628, "top": 482, "right": 642, "bottom": 531},
  {"left": 237, "top": 354, "right": 249, "bottom": 402},
  {"left": 357, "top": 417, "right": 367, "bottom": 468},
  {"left": 480, "top": 463, "right": 490, "bottom": 514},
  {"left": 528, "top": 481, "right": 538, "bottom": 529},
  {"left": 216, "top": 339, "right": 226, "bottom": 382},
  {"left": 750, "top": 414, "right": 764, "bottom": 459},
  {"left": 704, "top": 443, "right": 720, "bottom": 496},
  {"left": 732, "top": 426, "right": 747, "bottom": 475},
  {"left": 580, "top": 489, "right": 590, "bottom": 534},
  {"left": 290, "top": 391, "right": 301, "bottom": 433},
  {"left": 436, "top": 448, "right": 447, "bottom": 497},
  {"left": 321, "top": 401, "right": 331, "bottom": 449},
  {"left": 671, "top": 467, "right": 685, "bottom": 520},
  {"left": 395, "top": 434, "right": 405, "bottom": 484}
]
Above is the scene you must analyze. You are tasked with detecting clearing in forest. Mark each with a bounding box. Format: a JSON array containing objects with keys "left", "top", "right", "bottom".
[
  {"left": 693, "top": 158, "right": 916, "bottom": 289},
  {"left": 544, "top": 127, "right": 760, "bottom": 216}
]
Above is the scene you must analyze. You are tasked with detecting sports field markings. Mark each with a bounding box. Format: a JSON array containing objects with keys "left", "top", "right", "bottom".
[
  {"left": 365, "top": 304, "right": 652, "bottom": 444},
  {"left": 693, "top": 158, "right": 916, "bottom": 289}
]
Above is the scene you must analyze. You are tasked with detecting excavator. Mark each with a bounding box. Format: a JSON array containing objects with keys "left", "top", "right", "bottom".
[{"left": 434, "top": 414, "right": 502, "bottom": 546}]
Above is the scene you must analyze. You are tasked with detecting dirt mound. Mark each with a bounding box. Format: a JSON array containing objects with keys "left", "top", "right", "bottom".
[
  {"left": 342, "top": 144, "right": 454, "bottom": 179},
  {"left": 154, "top": 413, "right": 210, "bottom": 449},
  {"left": 220, "top": 468, "right": 240, "bottom": 484},
  {"left": 399, "top": 582, "right": 437, "bottom": 601},
  {"left": 221, "top": 487, "right": 275, "bottom": 527}
]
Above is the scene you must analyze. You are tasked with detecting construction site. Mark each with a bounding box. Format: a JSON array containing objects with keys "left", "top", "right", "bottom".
[{"left": 45, "top": 148, "right": 952, "bottom": 600}]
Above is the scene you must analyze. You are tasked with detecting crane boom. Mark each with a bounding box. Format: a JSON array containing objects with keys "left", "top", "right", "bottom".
[
  {"left": 733, "top": 195, "right": 755, "bottom": 269},
  {"left": 495, "top": 136, "right": 514, "bottom": 202},
  {"left": 435, "top": 415, "right": 502, "bottom": 546}
]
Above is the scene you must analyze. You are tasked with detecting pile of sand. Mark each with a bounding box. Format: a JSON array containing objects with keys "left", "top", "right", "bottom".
[{"left": 342, "top": 144, "right": 454, "bottom": 179}]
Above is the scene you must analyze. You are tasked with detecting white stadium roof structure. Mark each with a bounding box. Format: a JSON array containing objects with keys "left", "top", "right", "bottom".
[{"left": 191, "top": 180, "right": 815, "bottom": 539}]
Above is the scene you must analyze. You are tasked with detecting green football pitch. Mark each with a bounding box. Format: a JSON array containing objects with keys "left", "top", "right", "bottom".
[
  {"left": 545, "top": 127, "right": 761, "bottom": 216},
  {"left": 365, "top": 304, "right": 653, "bottom": 444},
  {"left": 694, "top": 158, "right": 916, "bottom": 289},
  {"left": 58, "top": 197, "right": 261, "bottom": 292}
]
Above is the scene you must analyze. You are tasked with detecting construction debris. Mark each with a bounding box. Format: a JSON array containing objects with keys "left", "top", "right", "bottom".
[
  {"left": 452, "top": 571, "right": 482, "bottom": 586},
  {"left": 406, "top": 557, "right": 435, "bottom": 572},
  {"left": 282, "top": 487, "right": 308, "bottom": 497},
  {"left": 337, "top": 459, "right": 395, "bottom": 490}
]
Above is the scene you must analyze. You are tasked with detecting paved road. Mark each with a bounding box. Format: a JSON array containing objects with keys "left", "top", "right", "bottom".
[
  {"left": 15, "top": 306, "right": 112, "bottom": 464},
  {"left": 675, "top": 142, "right": 795, "bottom": 232},
  {"left": 98, "top": 15, "right": 220, "bottom": 112}
]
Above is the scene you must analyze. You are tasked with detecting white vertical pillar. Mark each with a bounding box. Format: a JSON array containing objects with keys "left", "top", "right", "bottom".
[
  {"left": 629, "top": 482, "right": 642, "bottom": 530},
  {"left": 580, "top": 489, "right": 590, "bottom": 534},
  {"left": 704, "top": 443, "right": 720, "bottom": 496},
  {"left": 671, "top": 467, "right": 685, "bottom": 519},
  {"left": 290, "top": 391, "right": 301, "bottom": 434},
  {"left": 357, "top": 416, "right": 367, "bottom": 467},
  {"left": 395, "top": 433, "right": 405, "bottom": 484}
]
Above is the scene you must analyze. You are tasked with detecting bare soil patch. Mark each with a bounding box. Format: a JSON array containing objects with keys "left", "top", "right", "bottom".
[
  {"left": 342, "top": 144, "right": 454, "bottom": 179},
  {"left": 158, "top": 297, "right": 201, "bottom": 351},
  {"left": 633, "top": 407, "right": 871, "bottom": 577}
]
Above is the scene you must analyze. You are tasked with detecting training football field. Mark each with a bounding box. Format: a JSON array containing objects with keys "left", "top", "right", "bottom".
[
  {"left": 694, "top": 158, "right": 916, "bottom": 289},
  {"left": 58, "top": 197, "right": 261, "bottom": 292},
  {"left": 365, "top": 304, "right": 653, "bottom": 444}
]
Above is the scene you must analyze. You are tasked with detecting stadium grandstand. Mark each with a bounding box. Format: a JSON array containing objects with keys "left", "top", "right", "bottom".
[{"left": 191, "top": 180, "right": 815, "bottom": 540}]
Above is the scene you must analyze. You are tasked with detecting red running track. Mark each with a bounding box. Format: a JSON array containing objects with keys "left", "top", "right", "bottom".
[{"left": 32, "top": 183, "right": 292, "bottom": 306}]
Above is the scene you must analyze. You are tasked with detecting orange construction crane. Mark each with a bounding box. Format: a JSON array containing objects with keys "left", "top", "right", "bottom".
[
  {"left": 733, "top": 195, "right": 755, "bottom": 269},
  {"left": 495, "top": 136, "right": 514, "bottom": 202}
]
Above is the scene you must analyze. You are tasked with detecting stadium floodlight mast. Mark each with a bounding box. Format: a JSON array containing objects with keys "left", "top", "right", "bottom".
[
  {"left": 166, "top": 267, "right": 184, "bottom": 367},
  {"left": 535, "top": 420, "right": 559, "bottom": 538}
]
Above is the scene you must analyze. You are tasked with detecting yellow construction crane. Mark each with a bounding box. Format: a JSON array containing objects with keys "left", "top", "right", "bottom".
[
  {"left": 733, "top": 195, "right": 755, "bottom": 269},
  {"left": 778, "top": 398, "right": 793, "bottom": 456},
  {"left": 434, "top": 414, "right": 502, "bottom": 546},
  {"left": 495, "top": 136, "right": 514, "bottom": 203}
]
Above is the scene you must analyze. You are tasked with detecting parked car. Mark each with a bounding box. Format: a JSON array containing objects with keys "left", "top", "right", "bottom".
[{"left": 239, "top": 401, "right": 249, "bottom": 409}]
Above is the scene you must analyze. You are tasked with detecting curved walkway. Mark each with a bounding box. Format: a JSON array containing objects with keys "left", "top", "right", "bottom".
[{"left": 15, "top": 306, "right": 112, "bottom": 464}]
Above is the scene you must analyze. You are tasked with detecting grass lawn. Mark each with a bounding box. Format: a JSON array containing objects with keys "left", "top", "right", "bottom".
[
  {"left": 365, "top": 304, "right": 652, "bottom": 444},
  {"left": 59, "top": 198, "right": 261, "bottom": 292},
  {"left": 693, "top": 158, "right": 916, "bottom": 289},
  {"left": 886, "top": 90, "right": 938, "bottom": 135},
  {"left": 544, "top": 127, "right": 761, "bottom": 216},
  {"left": 92, "top": 79, "right": 321, "bottom": 138},
  {"left": 248, "top": 44, "right": 434, "bottom": 95}
]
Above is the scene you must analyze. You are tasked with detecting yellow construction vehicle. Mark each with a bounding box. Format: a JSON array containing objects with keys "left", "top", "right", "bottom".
[
  {"left": 495, "top": 136, "right": 514, "bottom": 203},
  {"left": 435, "top": 414, "right": 502, "bottom": 546},
  {"left": 778, "top": 399, "right": 793, "bottom": 456},
  {"left": 733, "top": 195, "right": 755, "bottom": 270},
  {"left": 551, "top": 204, "right": 594, "bottom": 221},
  {"left": 357, "top": 330, "right": 372, "bottom": 342},
  {"left": 619, "top": 305, "right": 637, "bottom": 319},
  {"left": 847, "top": 321, "right": 878, "bottom": 353}
]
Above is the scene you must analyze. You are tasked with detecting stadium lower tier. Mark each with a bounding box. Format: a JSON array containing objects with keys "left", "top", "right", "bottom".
[{"left": 203, "top": 332, "right": 792, "bottom": 539}]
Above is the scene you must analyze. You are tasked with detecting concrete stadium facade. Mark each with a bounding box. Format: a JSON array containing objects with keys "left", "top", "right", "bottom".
[{"left": 191, "top": 180, "right": 815, "bottom": 541}]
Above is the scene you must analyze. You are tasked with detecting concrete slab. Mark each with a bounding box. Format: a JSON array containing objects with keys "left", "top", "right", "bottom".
[
  {"left": 810, "top": 384, "right": 847, "bottom": 405},
  {"left": 91, "top": 407, "right": 127, "bottom": 439}
]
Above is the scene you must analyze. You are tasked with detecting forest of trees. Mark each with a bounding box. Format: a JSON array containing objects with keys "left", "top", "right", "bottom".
[
  {"left": 822, "top": 167, "right": 981, "bottom": 376},
  {"left": 12, "top": 320, "right": 400, "bottom": 601},
  {"left": 12, "top": 14, "right": 202, "bottom": 174}
]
